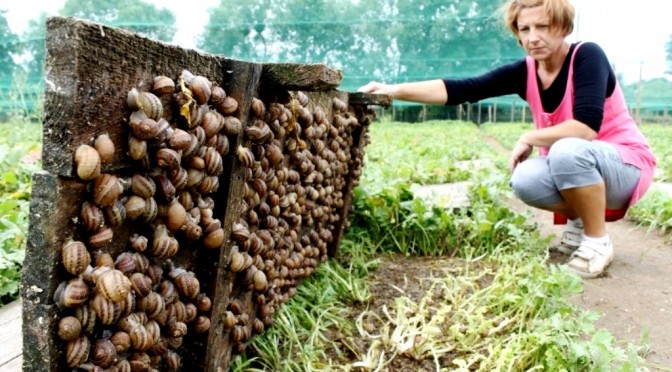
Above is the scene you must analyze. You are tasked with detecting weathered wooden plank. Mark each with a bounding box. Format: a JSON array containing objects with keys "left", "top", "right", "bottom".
[
  {"left": 0, "top": 305, "right": 22, "bottom": 368},
  {"left": 1, "top": 356, "right": 22, "bottom": 372},
  {"left": 261, "top": 63, "right": 343, "bottom": 91},
  {"left": 21, "top": 171, "right": 69, "bottom": 372},
  {"left": 204, "top": 59, "right": 264, "bottom": 372},
  {"left": 42, "top": 16, "right": 226, "bottom": 177},
  {"left": 0, "top": 300, "right": 21, "bottom": 327},
  {"left": 348, "top": 92, "right": 392, "bottom": 108}
]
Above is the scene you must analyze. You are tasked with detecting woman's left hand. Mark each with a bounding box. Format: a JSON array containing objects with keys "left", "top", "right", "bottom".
[{"left": 509, "top": 139, "right": 533, "bottom": 172}]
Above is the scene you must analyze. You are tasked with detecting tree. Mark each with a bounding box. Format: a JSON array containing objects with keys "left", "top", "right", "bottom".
[
  {"left": 59, "top": 0, "right": 177, "bottom": 42},
  {"left": 0, "top": 10, "right": 19, "bottom": 91},
  {"left": 197, "top": 0, "right": 524, "bottom": 92}
]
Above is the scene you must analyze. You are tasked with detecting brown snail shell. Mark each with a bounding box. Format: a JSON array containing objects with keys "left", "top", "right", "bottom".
[
  {"left": 189, "top": 75, "right": 212, "bottom": 105},
  {"left": 103, "top": 199, "right": 126, "bottom": 227},
  {"left": 80, "top": 202, "right": 104, "bottom": 232},
  {"left": 219, "top": 96, "right": 239, "bottom": 115},
  {"left": 236, "top": 146, "right": 255, "bottom": 168},
  {"left": 229, "top": 251, "right": 246, "bottom": 273},
  {"left": 203, "top": 227, "right": 224, "bottom": 249},
  {"left": 143, "top": 197, "right": 158, "bottom": 223},
  {"left": 93, "top": 174, "right": 123, "bottom": 207},
  {"left": 223, "top": 310, "right": 236, "bottom": 330},
  {"left": 152, "top": 75, "right": 175, "bottom": 96},
  {"left": 159, "top": 279, "right": 178, "bottom": 304},
  {"left": 114, "top": 252, "right": 136, "bottom": 276},
  {"left": 169, "top": 128, "right": 192, "bottom": 151},
  {"left": 124, "top": 195, "right": 146, "bottom": 221},
  {"left": 222, "top": 116, "right": 242, "bottom": 135},
  {"left": 130, "top": 272, "right": 153, "bottom": 297},
  {"left": 66, "top": 335, "right": 90, "bottom": 368},
  {"left": 228, "top": 299, "right": 243, "bottom": 315},
  {"left": 131, "top": 174, "right": 156, "bottom": 199},
  {"left": 74, "top": 144, "right": 101, "bottom": 181},
  {"left": 169, "top": 167, "right": 188, "bottom": 191},
  {"left": 193, "top": 315, "right": 211, "bottom": 333},
  {"left": 170, "top": 269, "right": 200, "bottom": 300},
  {"left": 96, "top": 269, "right": 132, "bottom": 303},
  {"left": 75, "top": 303, "right": 97, "bottom": 334},
  {"left": 231, "top": 325, "right": 247, "bottom": 343},
  {"left": 195, "top": 293, "right": 212, "bottom": 313},
  {"left": 204, "top": 147, "right": 223, "bottom": 176},
  {"left": 129, "top": 322, "right": 154, "bottom": 351},
  {"left": 156, "top": 148, "right": 181, "bottom": 170},
  {"left": 61, "top": 240, "right": 91, "bottom": 276},
  {"left": 110, "top": 331, "right": 131, "bottom": 354},
  {"left": 183, "top": 219, "right": 202, "bottom": 240},
  {"left": 93, "top": 133, "right": 115, "bottom": 164},
  {"left": 252, "top": 318, "right": 265, "bottom": 334},
  {"left": 88, "top": 226, "right": 113, "bottom": 250},
  {"left": 210, "top": 85, "right": 226, "bottom": 104},
  {"left": 90, "top": 290, "right": 118, "bottom": 325},
  {"left": 91, "top": 339, "right": 117, "bottom": 369},
  {"left": 168, "top": 318, "right": 188, "bottom": 338},
  {"left": 251, "top": 98, "right": 265, "bottom": 119},
  {"left": 153, "top": 174, "right": 176, "bottom": 204},
  {"left": 198, "top": 175, "right": 219, "bottom": 195},
  {"left": 128, "top": 89, "right": 163, "bottom": 121},
  {"left": 165, "top": 300, "right": 187, "bottom": 323},
  {"left": 129, "top": 116, "right": 160, "bottom": 141},
  {"left": 130, "top": 234, "right": 148, "bottom": 253},
  {"left": 57, "top": 316, "right": 82, "bottom": 341},
  {"left": 166, "top": 201, "right": 187, "bottom": 232},
  {"left": 253, "top": 270, "right": 267, "bottom": 292},
  {"left": 54, "top": 278, "right": 90, "bottom": 309}
]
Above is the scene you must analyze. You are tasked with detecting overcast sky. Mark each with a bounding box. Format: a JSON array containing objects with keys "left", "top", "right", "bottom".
[{"left": 2, "top": 0, "right": 671, "bottom": 84}]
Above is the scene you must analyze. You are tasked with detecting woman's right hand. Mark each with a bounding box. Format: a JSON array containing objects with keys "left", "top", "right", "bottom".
[{"left": 357, "top": 81, "right": 398, "bottom": 97}]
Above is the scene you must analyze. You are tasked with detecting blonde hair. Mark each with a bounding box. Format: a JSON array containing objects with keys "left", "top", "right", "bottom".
[{"left": 504, "top": 0, "right": 575, "bottom": 37}]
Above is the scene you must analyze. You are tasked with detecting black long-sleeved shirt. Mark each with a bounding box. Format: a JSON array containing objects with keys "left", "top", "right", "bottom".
[{"left": 443, "top": 42, "right": 616, "bottom": 132}]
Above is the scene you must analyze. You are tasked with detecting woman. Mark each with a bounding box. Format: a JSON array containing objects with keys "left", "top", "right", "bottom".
[{"left": 358, "top": 0, "right": 656, "bottom": 278}]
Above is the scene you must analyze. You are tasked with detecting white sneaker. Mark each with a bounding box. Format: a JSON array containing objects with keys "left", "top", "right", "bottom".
[
  {"left": 550, "top": 224, "right": 583, "bottom": 255},
  {"left": 566, "top": 238, "right": 614, "bottom": 279}
]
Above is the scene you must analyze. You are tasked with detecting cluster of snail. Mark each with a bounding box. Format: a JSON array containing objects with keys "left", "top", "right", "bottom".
[
  {"left": 57, "top": 70, "right": 234, "bottom": 371},
  {"left": 221, "top": 91, "right": 371, "bottom": 354},
  {"left": 55, "top": 67, "right": 377, "bottom": 369}
]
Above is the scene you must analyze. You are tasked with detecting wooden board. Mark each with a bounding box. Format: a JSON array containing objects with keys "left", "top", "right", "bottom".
[
  {"left": 22, "top": 16, "right": 388, "bottom": 372},
  {"left": 0, "top": 301, "right": 22, "bottom": 370}
]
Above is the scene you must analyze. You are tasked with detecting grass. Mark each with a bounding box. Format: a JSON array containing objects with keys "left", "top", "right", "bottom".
[{"left": 0, "top": 120, "right": 41, "bottom": 303}]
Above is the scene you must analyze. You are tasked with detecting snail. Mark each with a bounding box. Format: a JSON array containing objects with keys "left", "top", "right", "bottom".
[
  {"left": 57, "top": 316, "right": 82, "bottom": 341},
  {"left": 94, "top": 133, "right": 115, "bottom": 164},
  {"left": 61, "top": 241, "right": 91, "bottom": 276},
  {"left": 74, "top": 144, "right": 101, "bottom": 181},
  {"left": 54, "top": 278, "right": 90, "bottom": 309}
]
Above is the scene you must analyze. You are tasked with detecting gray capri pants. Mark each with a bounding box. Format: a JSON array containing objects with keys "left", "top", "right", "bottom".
[{"left": 510, "top": 137, "right": 642, "bottom": 210}]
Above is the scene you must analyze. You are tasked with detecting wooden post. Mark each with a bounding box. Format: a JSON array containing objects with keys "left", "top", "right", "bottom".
[
  {"left": 511, "top": 97, "right": 516, "bottom": 122},
  {"left": 466, "top": 103, "right": 471, "bottom": 122},
  {"left": 477, "top": 101, "right": 482, "bottom": 125},
  {"left": 522, "top": 105, "right": 526, "bottom": 123},
  {"left": 487, "top": 105, "right": 492, "bottom": 123},
  {"left": 493, "top": 101, "right": 498, "bottom": 122},
  {"left": 458, "top": 104, "right": 463, "bottom": 121}
]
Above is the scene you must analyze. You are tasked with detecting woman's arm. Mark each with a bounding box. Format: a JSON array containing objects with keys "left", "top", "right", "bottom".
[{"left": 357, "top": 79, "right": 448, "bottom": 105}]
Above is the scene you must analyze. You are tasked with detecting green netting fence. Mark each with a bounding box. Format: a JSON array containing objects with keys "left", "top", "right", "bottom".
[{"left": 2, "top": 0, "right": 671, "bottom": 123}]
